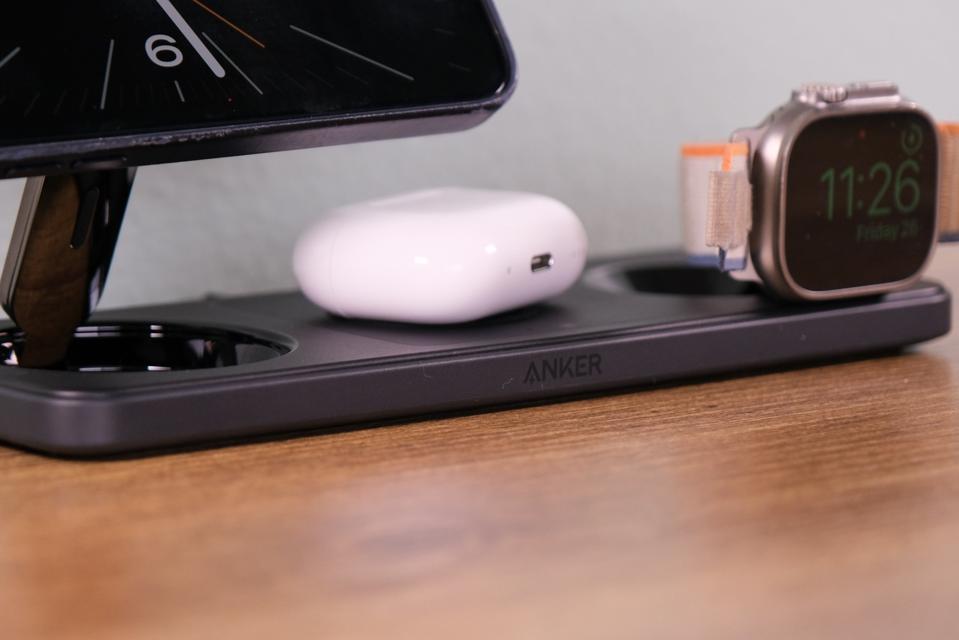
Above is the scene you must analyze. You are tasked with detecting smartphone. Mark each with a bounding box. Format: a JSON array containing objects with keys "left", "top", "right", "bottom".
[{"left": 0, "top": 0, "right": 515, "bottom": 177}]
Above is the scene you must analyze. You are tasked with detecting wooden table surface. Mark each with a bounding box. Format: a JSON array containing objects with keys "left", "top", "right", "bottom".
[{"left": 4, "top": 249, "right": 959, "bottom": 640}]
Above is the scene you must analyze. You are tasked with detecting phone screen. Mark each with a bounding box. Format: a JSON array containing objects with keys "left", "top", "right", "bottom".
[{"left": 0, "top": 1, "right": 511, "bottom": 148}]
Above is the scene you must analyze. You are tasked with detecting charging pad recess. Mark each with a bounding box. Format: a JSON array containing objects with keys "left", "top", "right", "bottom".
[{"left": 0, "top": 252, "right": 949, "bottom": 457}]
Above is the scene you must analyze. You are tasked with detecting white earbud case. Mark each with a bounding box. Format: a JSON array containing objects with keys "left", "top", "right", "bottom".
[{"left": 293, "top": 188, "right": 588, "bottom": 324}]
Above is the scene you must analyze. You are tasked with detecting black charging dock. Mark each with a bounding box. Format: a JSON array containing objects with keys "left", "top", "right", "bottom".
[
  {"left": 0, "top": 252, "right": 948, "bottom": 457},
  {"left": 3, "top": 2, "right": 947, "bottom": 458}
]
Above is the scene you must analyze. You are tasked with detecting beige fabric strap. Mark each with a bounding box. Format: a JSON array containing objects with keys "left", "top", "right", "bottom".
[
  {"left": 706, "top": 169, "right": 752, "bottom": 252},
  {"left": 681, "top": 143, "right": 751, "bottom": 271},
  {"left": 939, "top": 124, "right": 959, "bottom": 240}
]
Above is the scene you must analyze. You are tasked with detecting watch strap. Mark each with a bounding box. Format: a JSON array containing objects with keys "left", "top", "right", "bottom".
[
  {"left": 939, "top": 123, "right": 959, "bottom": 240},
  {"left": 681, "top": 143, "right": 751, "bottom": 271}
]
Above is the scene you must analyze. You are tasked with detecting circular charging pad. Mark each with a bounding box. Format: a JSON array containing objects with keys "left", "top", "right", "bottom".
[
  {"left": 585, "top": 258, "right": 762, "bottom": 297},
  {"left": 619, "top": 265, "right": 761, "bottom": 296},
  {"left": 0, "top": 323, "right": 293, "bottom": 372}
]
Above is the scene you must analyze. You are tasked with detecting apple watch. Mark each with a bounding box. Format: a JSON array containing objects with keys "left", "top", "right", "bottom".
[{"left": 682, "top": 81, "right": 959, "bottom": 301}]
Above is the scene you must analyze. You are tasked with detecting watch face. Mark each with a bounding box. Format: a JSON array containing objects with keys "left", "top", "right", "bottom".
[
  {"left": 0, "top": 1, "right": 510, "bottom": 146},
  {"left": 783, "top": 112, "right": 938, "bottom": 293}
]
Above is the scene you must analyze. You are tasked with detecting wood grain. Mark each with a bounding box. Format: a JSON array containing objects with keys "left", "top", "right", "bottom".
[{"left": 4, "top": 248, "right": 959, "bottom": 640}]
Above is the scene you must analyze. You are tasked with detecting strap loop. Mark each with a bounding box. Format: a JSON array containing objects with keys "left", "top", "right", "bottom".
[{"left": 681, "top": 142, "right": 751, "bottom": 271}]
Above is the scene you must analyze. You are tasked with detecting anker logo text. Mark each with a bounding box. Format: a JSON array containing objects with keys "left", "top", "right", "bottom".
[{"left": 523, "top": 353, "right": 602, "bottom": 384}]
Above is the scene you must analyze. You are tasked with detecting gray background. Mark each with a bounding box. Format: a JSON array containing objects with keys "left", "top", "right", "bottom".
[{"left": 0, "top": 0, "right": 956, "bottom": 310}]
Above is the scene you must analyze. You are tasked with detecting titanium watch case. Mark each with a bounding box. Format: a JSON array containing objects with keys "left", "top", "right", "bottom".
[{"left": 731, "top": 82, "right": 940, "bottom": 301}]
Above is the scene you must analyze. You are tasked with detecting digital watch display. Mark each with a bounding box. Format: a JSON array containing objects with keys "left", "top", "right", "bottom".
[{"left": 784, "top": 112, "right": 938, "bottom": 291}]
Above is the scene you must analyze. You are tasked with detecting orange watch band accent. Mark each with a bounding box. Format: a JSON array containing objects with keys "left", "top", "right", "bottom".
[{"left": 939, "top": 123, "right": 959, "bottom": 239}]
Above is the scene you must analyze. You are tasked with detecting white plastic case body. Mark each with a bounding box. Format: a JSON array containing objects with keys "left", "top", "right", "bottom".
[{"left": 293, "top": 188, "right": 589, "bottom": 324}]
